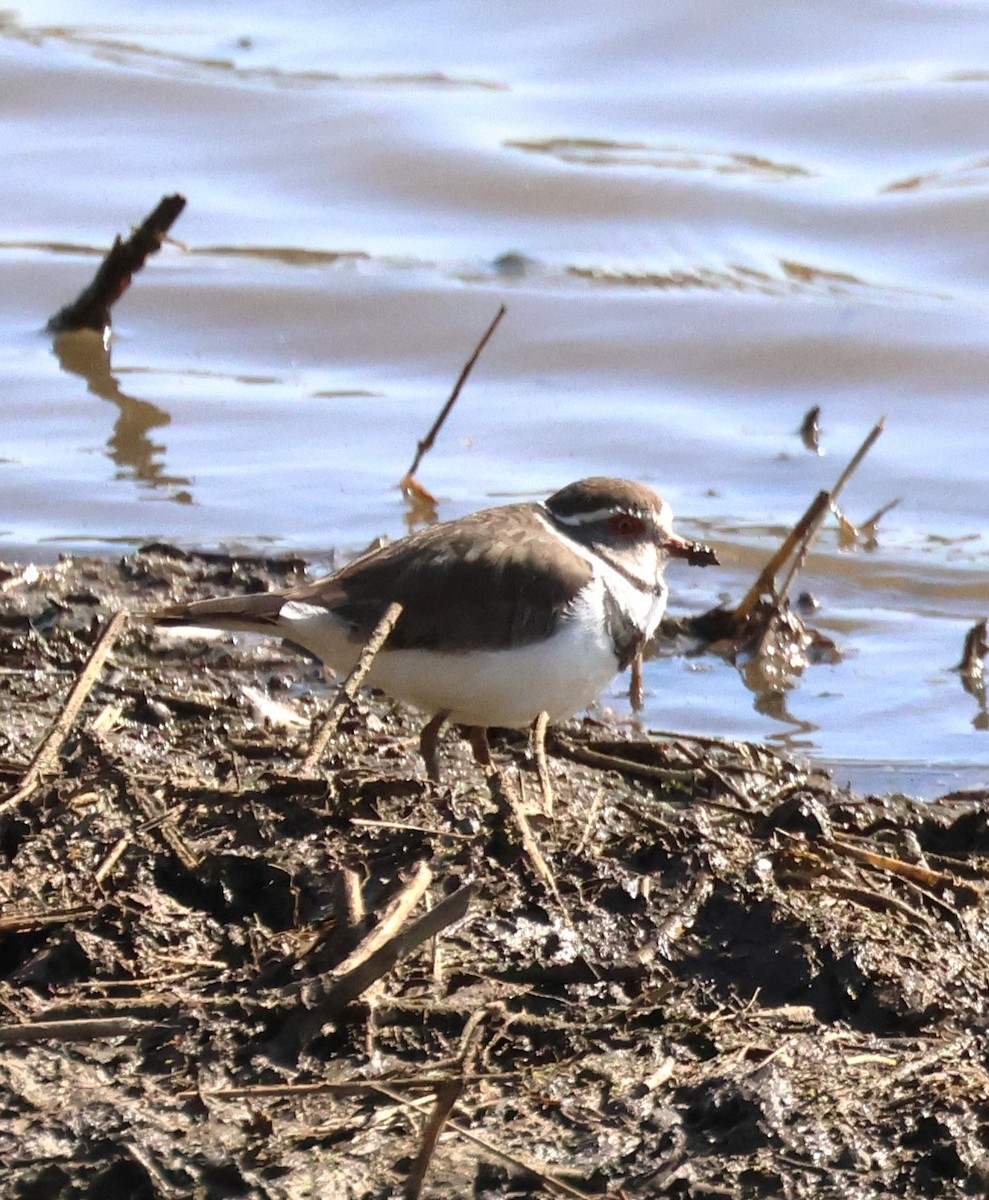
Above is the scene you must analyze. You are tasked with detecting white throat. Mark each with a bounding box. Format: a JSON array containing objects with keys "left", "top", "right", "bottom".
[{"left": 535, "top": 511, "right": 667, "bottom": 640}]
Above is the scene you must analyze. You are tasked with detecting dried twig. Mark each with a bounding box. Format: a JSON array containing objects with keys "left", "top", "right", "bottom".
[
  {"left": 328, "top": 861, "right": 433, "bottom": 978},
  {"left": 825, "top": 883, "right": 933, "bottom": 927},
  {"left": 830, "top": 417, "right": 885, "bottom": 497},
  {"left": 124, "top": 1143, "right": 182, "bottom": 1200},
  {"left": 372, "top": 1084, "right": 598, "bottom": 1199},
  {"left": 551, "top": 734, "right": 695, "bottom": 787},
  {"left": 301, "top": 601, "right": 403, "bottom": 773},
  {"left": 487, "top": 770, "right": 562, "bottom": 904},
  {"left": 0, "top": 610, "right": 129, "bottom": 814},
  {"left": 733, "top": 492, "right": 831, "bottom": 623},
  {"left": 830, "top": 836, "right": 965, "bottom": 895},
  {"left": 0, "top": 905, "right": 97, "bottom": 933},
  {"left": 0, "top": 1016, "right": 154, "bottom": 1045},
  {"left": 573, "top": 787, "right": 605, "bottom": 856},
  {"left": 341, "top": 865, "right": 366, "bottom": 928},
  {"left": 400, "top": 304, "right": 506, "bottom": 495},
  {"left": 47, "top": 194, "right": 187, "bottom": 333},
  {"left": 94, "top": 836, "right": 131, "bottom": 886},
  {"left": 273, "top": 874, "right": 473, "bottom": 1058},
  {"left": 404, "top": 1077, "right": 464, "bottom": 1200},
  {"left": 179, "top": 1073, "right": 517, "bottom": 1102},
  {"left": 735, "top": 418, "right": 885, "bottom": 621}
]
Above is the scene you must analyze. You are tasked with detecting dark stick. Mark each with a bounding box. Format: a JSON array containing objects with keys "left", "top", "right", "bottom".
[
  {"left": 403, "top": 1077, "right": 464, "bottom": 1200},
  {"left": 401, "top": 304, "right": 506, "bottom": 486},
  {"left": 47, "top": 194, "right": 187, "bottom": 334},
  {"left": 373, "top": 1084, "right": 594, "bottom": 1200}
]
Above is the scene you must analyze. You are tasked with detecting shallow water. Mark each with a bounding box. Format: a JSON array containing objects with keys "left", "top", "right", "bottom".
[{"left": 2, "top": 2, "right": 987, "bottom": 796}]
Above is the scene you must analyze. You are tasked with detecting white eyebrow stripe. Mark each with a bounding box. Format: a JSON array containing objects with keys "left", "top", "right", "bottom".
[{"left": 552, "top": 506, "right": 634, "bottom": 526}]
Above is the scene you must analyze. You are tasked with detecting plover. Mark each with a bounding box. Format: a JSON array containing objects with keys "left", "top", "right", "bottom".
[{"left": 154, "top": 477, "right": 717, "bottom": 778}]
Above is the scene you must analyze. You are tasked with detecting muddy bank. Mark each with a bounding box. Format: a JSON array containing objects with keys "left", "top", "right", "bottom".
[{"left": 0, "top": 549, "right": 987, "bottom": 1199}]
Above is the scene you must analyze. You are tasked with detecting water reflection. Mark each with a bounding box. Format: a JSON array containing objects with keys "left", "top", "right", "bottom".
[
  {"left": 963, "top": 674, "right": 988, "bottom": 732},
  {"left": 957, "top": 619, "right": 989, "bottom": 732},
  {"left": 52, "top": 331, "right": 192, "bottom": 499},
  {"left": 740, "top": 656, "right": 819, "bottom": 737}
]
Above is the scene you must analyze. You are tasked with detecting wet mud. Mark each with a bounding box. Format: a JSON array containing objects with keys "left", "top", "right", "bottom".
[{"left": 1, "top": 549, "right": 987, "bottom": 1199}]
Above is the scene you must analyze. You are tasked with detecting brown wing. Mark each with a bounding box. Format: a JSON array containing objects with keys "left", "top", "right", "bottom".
[{"left": 284, "top": 503, "right": 594, "bottom": 652}]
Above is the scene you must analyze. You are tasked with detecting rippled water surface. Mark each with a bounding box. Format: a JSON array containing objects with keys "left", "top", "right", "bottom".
[{"left": 3, "top": 1, "right": 988, "bottom": 795}]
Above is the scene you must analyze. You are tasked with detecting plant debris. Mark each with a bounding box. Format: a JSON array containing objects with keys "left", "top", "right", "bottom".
[
  {"left": 662, "top": 419, "right": 886, "bottom": 711},
  {"left": 1, "top": 548, "right": 988, "bottom": 1198},
  {"left": 399, "top": 303, "right": 506, "bottom": 518}
]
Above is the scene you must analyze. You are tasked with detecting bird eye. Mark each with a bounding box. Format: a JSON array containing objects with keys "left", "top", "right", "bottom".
[{"left": 608, "top": 513, "right": 645, "bottom": 537}]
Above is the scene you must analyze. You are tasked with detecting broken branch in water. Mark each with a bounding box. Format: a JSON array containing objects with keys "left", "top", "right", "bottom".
[
  {"left": 47, "top": 194, "right": 186, "bottom": 335},
  {"left": 849, "top": 496, "right": 903, "bottom": 550},
  {"left": 658, "top": 419, "right": 885, "bottom": 715},
  {"left": 400, "top": 304, "right": 506, "bottom": 513},
  {"left": 740, "top": 417, "right": 885, "bottom": 621},
  {"left": 681, "top": 417, "right": 885, "bottom": 648}
]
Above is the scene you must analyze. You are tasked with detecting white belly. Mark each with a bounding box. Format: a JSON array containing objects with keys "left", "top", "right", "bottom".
[{"left": 278, "top": 585, "right": 629, "bottom": 728}]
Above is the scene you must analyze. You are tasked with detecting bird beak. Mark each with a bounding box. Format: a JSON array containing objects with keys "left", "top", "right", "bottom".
[{"left": 664, "top": 535, "right": 719, "bottom": 567}]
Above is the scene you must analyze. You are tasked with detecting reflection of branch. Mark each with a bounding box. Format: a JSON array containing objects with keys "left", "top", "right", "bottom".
[
  {"left": 53, "top": 332, "right": 191, "bottom": 493},
  {"left": 956, "top": 618, "right": 988, "bottom": 731},
  {"left": 46, "top": 194, "right": 186, "bottom": 333}
]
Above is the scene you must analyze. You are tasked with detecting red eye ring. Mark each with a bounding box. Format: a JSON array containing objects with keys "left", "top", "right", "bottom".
[{"left": 608, "top": 513, "right": 646, "bottom": 537}]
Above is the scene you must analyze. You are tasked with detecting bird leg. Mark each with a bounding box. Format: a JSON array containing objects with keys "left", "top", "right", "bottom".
[
  {"left": 419, "top": 710, "right": 450, "bottom": 782},
  {"left": 466, "top": 726, "right": 493, "bottom": 772}
]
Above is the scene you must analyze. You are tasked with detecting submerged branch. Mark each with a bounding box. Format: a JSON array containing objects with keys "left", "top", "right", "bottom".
[{"left": 47, "top": 194, "right": 186, "bottom": 334}]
